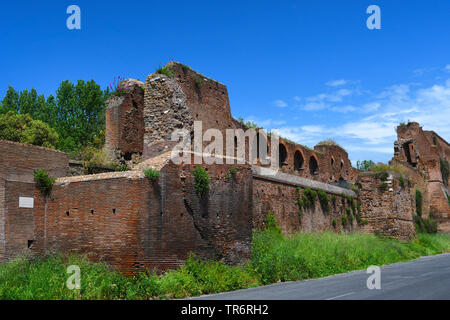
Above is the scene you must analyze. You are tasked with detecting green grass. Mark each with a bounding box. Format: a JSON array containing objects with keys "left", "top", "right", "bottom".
[
  {"left": 143, "top": 168, "right": 161, "bottom": 181},
  {"left": 1, "top": 231, "right": 450, "bottom": 300}
]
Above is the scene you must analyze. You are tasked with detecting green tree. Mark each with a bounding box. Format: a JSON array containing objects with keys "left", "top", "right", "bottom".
[
  {"left": 1, "top": 80, "right": 110, "bottom": 153},
  {"left": 0, "top": 86, "right": 19, "bottom": 114},
  {"left": 54, "top": 80, "right": 108, "bottom": 152},
  {"left": 356, "top": 160, "right": 375, "bottom": 172},
  {"left": 0, "top": 111, "right": 59, "bottom": 148}
]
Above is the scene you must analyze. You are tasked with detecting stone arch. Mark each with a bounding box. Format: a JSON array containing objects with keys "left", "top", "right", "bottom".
[
  {"left": 294, "top": 150, "right": 304, "bottom": 171},
  {"left": 309, "top": 155, "right": 319, "bottom": 175},
  {"left": 340, "top": 159, "right": 344, "bottom": 170},
  {"left": 330, "top": 156, "right": 335, "bottom": 167},
  {"left": 279, "top": 143, "right": 287, "bottom": 168}
]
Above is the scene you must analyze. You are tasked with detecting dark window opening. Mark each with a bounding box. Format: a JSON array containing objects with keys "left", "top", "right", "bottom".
[
  {"left": 403, "top": 142, "right": 416, "bottom": 166},
  {"left": 279, "top": 144, "right": 288, "bottom": 168},
  {"left": 112, "top": 208, "right": 116, "bottom": 214},
  {"left": 124, "top": 153, "right": 132, "bottom": 161},
  {"left": 91, "top": 209, "right": 94, "bottom": 215},
  {"left": 294, "top": 151, "right": 304, "bottom": 171},
  {"left": 27, "top": 240, "right": 34, "bottom": 249},
  {"left": 340, "top": 160, "right": 344, "bottom": 170},
  {"left": 66, "top": 211, "right": 70, "bottom": 216},
  {"left": 309, "top": 156, "right": 319, "bottom": 175},
  {"left": 331, "top": 158, "right": 335, "bottom": 166}
]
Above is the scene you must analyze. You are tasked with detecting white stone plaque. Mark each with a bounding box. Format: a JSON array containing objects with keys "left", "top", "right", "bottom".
[{"left": 19, "top": 197, "right": 34, "bottom": 209}]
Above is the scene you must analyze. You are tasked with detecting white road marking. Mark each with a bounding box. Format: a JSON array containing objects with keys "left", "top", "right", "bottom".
[{"left": 326, "top": 292, "right": 355, "bottom": 300}]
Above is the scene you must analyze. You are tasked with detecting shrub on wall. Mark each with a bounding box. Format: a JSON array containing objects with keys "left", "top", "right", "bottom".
[
  {"left": 399, "top": 176, "right": 406, "bottom": 188},
  {"left": 143, "top": 168, "right": 161, "bottom": 182},
  {"left": 341, "top": 215, "right": 348, "bottom": 227},
  {"left": 155, "top": 64, "right": 176, "bottom": 78},
  {"left": 414, "top": 215, "right": 437, "bottom": 234},
  {"left": 331, "top": 195, "right": 337, "bottom": 208},
  {"left": 225, "top": 166, "right": 238, "bottom": 179},
  {"left": 193, "top": 166, "right": 210, "bottom": 197},
  {"left": 265, "top": 213, "right": 282, "bottom": 235},
  {"left": 317, "top": 190, "right": 330, "bottom": 214},
  {"left": 378, "top": 183, "right": 388, "bottom": 192},
  {"left": 34, "top": 169, "right": 56, "bottom": 197},
  {"left": 303, "top": 188, "right": 317, "bottom": 209},
  {"left": 332, "top": 218, "right": 337, "bottom": 228}
]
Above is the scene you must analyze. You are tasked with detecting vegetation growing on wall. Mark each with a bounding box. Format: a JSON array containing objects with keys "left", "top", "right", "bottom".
[
  {"left": 413, "top": 189, "right": 437, "bottom": 233},
  {"left": 378, "top": 183, "right": 388, "bottom": 192},
  {"left": 341, "top": 215, "right": 348, "bottom": 227},
  {"left": 317, "top": 190, "right": 330, "bottom": 214},
  {"left": 193, "top": 166, "right": 210, "bottom": 197},
  {"left": 143, "top": 168, "right": 161, "bottom": 182},
  {"left": 34, "top": 169, "right": 56, "bottom": 197},
  {"left": 155, "top": 64, "right": 176, "bottom": 78},
  {"left": 226, "top": 166, "right": 238, "bottom": 179}
]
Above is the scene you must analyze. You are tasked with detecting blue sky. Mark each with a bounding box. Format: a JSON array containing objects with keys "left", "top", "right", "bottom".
[{"left": 1, "top": 1, "right": 449, "bottom": 164}]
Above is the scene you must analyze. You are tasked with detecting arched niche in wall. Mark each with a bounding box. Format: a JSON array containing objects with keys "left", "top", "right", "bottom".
[
  {"left": 294, "top": 150, "right": 305, "bottom": 171},
  {"left": 279, "top": 143, "right": 288, "bottom": 168},
  {"left": 309, "top": 155, "right": 319, "bottom": 175}
]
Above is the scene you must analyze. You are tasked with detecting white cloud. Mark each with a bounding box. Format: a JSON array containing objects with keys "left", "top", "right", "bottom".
[
  {"left": 273, "top": 99, "right": 288, "bottom": 108},
  {"left": 326, "top": 79, "right": 347, "bottom": 87},
  {"left": 300, "top": 101, "right": 329, "bottom": 111},
  {"left": 306, "top": 89, "right": 353, "bottom": 103},
  {"left": 262, "top": 77, "right": 450, "bottom": 164},
  {"left": 445, "top": 65, "right": 450, "bottom": 72},
  {"left": 331, "top": 105, "right": 356, "bottom": 113}
]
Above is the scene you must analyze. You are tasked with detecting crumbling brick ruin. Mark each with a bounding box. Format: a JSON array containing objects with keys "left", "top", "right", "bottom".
[
  {"left": 391, "top": 122, "right": 450, "bottom": 232},
  {"left": 1, "top": 62, "right": 448, "bottom": 272}
]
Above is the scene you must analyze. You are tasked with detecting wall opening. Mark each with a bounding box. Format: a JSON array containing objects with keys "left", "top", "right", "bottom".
[
  {"left": 294, "top": 151, "right": 304, "bottom": 171},
  {"left": 403, "top": 142, "right": 416, "bottom": 166},
  {"left": 309, "top": 156, "right": 319, "bottom": 175},
  {"left": 279, "top": 144, "right": 287, "bottom": 168}
]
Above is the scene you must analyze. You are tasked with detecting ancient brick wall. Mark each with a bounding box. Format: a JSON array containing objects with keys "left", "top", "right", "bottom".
[
  {"left": 252, "top": 167, "right": 359, "bottom": 235},
  {"left": 32, "top": 164, "right": 253, "bottom": 273},
  {"left": 104, "top": 80, "right": 145, "bottom": 160},
  {"left": 392, "top": 122, "right": 450, "bottom": 232},
  {"left": 0, "top": 179, "right": 5, "bottom": 262},
  {"left": 105, "top": 63, "right": 358, "bottom": 186},
  {"left": 0, "top": 140, "right": 69, "bottom": 182},
  {"left": 1, "top": 180, "right": 35, "bottom": 263},
  {"left": 357, "top": 173, "right": 416, "bottom": 240}
]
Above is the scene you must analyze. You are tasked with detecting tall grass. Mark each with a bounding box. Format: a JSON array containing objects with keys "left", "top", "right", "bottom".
[
  {"left": 1, "top": 231, "right": 450, "bottom": 300},
  {"left": 252, "top": 230, "right": 450, "bottom": 284}
]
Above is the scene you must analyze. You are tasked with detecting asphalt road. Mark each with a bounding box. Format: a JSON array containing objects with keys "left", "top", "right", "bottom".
[{"left": 195, "top": 253, "right": 450, "bottom": 300}]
